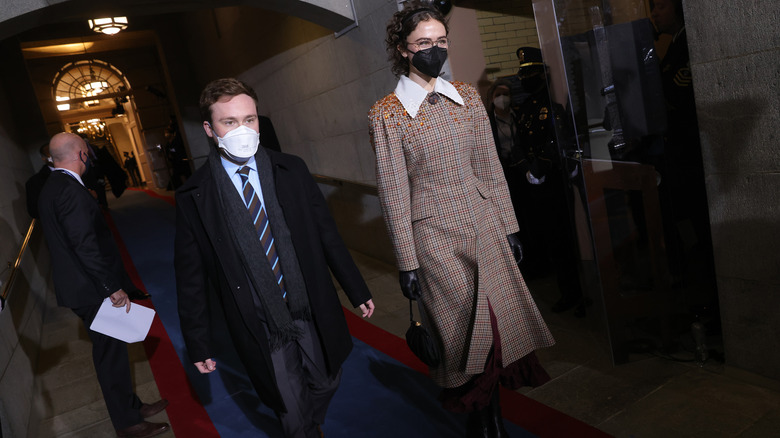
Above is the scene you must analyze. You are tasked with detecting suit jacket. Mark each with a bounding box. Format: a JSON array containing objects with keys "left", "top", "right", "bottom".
[
  {"left": 25, "top": 164, "right": 52, "bottom": 218},
  {"left": 174, "top": 148, "right": 372, "bottom": 413},
  {"left": 38, "top": 171, "right": 126, "bottom": 308}
]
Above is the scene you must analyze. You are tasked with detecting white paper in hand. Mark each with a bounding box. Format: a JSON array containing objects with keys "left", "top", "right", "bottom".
[{"left": 89, "top": 297, "right": 156, "bottom": 343}]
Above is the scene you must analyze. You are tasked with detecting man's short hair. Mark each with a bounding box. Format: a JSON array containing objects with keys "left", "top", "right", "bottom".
[{"left": 199, "top": 78, "right": 259, "bottom": 124}]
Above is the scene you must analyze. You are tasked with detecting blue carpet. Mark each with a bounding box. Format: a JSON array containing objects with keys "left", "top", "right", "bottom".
[{"left": 109, "top": 189, "right": 535, "bottom": 437}]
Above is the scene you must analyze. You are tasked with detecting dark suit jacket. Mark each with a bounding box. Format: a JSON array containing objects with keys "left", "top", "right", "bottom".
[
  {"left": 174, "top": 148, "right": 372, "bottom": 413},
  {"left": 25, "top": 164, "right": 52, "bottom": 218},
  {"left": 38, "top": 171, "right": 126, "bottom": 308}
]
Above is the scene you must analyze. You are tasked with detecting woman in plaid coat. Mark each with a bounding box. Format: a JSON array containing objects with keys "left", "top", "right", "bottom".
[{"left": 369, "top": 4, "right": 555, "bottom": 436}]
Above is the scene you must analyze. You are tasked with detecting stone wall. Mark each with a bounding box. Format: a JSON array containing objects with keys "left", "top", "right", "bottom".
[
  {"left": 684, "top": 0, "right": 780, "bottom": 382},
  {"left": 0, "top": 39, "right": 51, "bottom": 438}
]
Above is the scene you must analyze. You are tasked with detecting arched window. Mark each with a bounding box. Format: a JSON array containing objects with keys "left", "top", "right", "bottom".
[{"left": 52, "top": 59, "right": 129, "bottom": 111}]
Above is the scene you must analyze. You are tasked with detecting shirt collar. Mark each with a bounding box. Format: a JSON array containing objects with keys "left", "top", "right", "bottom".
[
  {"left": 220, "top": 154, "right": 257, "bottom": 177},
  {"left": 394, "top": 75, "right": 464, "bottom": 118},
  {"left": 53, "top": 167, "right": 85, "bottom": 186}
]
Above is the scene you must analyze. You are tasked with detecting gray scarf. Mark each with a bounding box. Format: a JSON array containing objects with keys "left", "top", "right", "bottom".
[{"left": 208, "top": 147, "right": 310, "bottom": 350}]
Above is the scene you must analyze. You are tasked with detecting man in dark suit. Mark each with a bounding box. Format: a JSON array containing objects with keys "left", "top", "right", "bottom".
[
  {"left": 124, "top": 151, "right": 142, "bottom": 187},
  {"left": 652, "top": 0, "right": 717, "bottom": 304},
  {"left": 38, "top": 132, "right": 170, "bottom": 438},
  {"left": 25, "top": 143, "right": 53, "bottom": 218},
  {"left": 174, "top": 78, "right": 375, "bottom": 438}
]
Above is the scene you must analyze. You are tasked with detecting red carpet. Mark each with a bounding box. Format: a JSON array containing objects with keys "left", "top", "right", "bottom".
[
  {"left": 107, "top": 189, "right": 610, "bottom": 437},
  {"left": 127, "top": 187, "right": 176, "bottom": 206},
  {"left": 104, "top": 210, "right": 220, "bottom": 437},
  {"left": 342, "top": 308, "right": 611, "bottom": 438}
]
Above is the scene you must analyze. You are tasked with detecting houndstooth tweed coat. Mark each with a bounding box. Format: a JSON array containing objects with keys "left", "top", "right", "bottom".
[{"left": 369, "top": 79, "right": 555, "bottom": 388}]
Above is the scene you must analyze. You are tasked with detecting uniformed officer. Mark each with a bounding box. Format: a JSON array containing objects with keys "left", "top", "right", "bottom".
[{"left": 503, "top": 47, "right": 584, "bottom": 314}]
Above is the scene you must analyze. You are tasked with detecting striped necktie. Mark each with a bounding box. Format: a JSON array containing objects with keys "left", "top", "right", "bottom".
[{"left": 237, "top": 166, "right": 286, "bottom": 300}]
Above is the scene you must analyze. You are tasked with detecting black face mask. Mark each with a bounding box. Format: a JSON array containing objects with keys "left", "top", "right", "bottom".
[
  {"left": 79, "top": 150, "right": 93, "bottom": 174},
  {"left": 411, "top": 46, "right": 448, "bottom": 78}
]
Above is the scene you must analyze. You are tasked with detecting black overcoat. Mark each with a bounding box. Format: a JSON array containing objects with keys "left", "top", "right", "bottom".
[{"left": 174, "top": 148, "right": 372, "bottom": 413}]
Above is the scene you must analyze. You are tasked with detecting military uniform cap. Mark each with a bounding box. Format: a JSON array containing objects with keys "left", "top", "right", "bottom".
[{"left": 516, "top": 47, "right": 545, "bottom": 69}]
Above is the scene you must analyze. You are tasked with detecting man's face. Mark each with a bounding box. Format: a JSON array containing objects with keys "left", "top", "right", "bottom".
[
  {"left": 203, "top": 93, "right": 259, "bottom": 140},
  {"left": 651, "top": 0, "right": 679, "bottom": 35}
]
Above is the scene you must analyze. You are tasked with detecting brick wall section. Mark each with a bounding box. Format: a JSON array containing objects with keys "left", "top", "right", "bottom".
[{"left": 475, "top": 1, "right": 540, "bottom": 81}]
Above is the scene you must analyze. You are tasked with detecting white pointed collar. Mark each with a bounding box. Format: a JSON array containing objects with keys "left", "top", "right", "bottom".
[{"left": 394, "top": 75, "right": 464, "bottom": 118}]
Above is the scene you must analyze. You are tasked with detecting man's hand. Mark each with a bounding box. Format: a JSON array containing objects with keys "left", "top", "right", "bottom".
[
  {"left": 399, "top": 270, "right": 421, "bottom": 300},
  {"left": 359, "top": 299, "right": 375, "bottom": 318},
  {"left": 109, "top": 289, "right": 131, "bottom": 313},
  {"left": 194, "top": 358, "right": 217, "bottom": 374},
  {"left": 507, "top": 233, "right": 524, "bottom": 264}
]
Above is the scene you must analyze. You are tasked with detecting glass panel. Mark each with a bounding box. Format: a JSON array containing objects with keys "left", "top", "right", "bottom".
[{"left": 532, "top": 0, "right": 717, "bottom": 364}]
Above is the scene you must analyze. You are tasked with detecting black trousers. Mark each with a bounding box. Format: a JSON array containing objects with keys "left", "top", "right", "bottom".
[
  {"left": 268, "top": 319, "right": 341, "bottom": 438},
  {"left": 72, "top": 304, "right": 143, "bottom": 430}
]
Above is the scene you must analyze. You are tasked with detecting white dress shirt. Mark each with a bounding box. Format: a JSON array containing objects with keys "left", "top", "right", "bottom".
[{"left": 220, "top": 155, "right": 265, "bottom": 207}]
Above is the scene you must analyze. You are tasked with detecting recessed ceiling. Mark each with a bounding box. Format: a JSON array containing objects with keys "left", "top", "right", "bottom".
[{"left": 20, "top": 30, "right": 156, "bottom": 60}]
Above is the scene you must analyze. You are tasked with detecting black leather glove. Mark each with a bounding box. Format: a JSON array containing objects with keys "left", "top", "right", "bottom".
[
  {"left": 507, "top": 233, "right": 524, "bottom": 264},
  {"left": 399, "top": 269, "right": 421, "bottom": 300}
]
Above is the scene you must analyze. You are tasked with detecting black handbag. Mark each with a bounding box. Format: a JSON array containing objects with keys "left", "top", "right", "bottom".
[{"left": 405, "top": 298, "right": 441, "bottom": 367}]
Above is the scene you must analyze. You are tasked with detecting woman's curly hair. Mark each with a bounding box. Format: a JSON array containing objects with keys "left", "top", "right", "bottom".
[{"left": 385, "top": 2, "right": 449, "bottom": 78}]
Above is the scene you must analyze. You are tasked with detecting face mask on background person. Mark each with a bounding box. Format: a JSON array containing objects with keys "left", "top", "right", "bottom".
[
  {"left": 79, "top": 150, "right": 92, "bottom": 174},
  {"left": 212, "top": 124, "right": 259, "bottom": 159},
  {"left": 493, "top": 95, "right": 511, "bottom": 111},
  {"left": 411, "top": 46, "right": 448, "bottom": 78}
]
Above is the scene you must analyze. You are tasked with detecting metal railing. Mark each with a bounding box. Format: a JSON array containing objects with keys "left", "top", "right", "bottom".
[{"left": 1, "top": 219, "right": 36, "bottom": 311}]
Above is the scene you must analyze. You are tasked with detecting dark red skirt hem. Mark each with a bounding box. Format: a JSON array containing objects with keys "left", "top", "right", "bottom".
[{"left": 438, "top": 303, "right": 551, "bottom": 413}]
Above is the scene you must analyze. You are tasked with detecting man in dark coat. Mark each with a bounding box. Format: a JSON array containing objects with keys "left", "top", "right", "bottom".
[
  {"left": 38, "top": 132, "right": 169, "bottom": 438},
  {"left": 25, "top": 143, "right": 53, "bottom": 218},
  {"left": 174, "top": 78, "right": 374, "bottom": 438},
  {"left": 124, "top": 151, "right": 142, "bottom": 187},
  {"left": 652, "top": 0, "right": 717, "bottom": 303}
]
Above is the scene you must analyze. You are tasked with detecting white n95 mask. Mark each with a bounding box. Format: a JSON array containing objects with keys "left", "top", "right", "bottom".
[
  {"left": 215, "top": 125, "right": 259, "bottom": 159},
  {"left": 493, "top": 95, "right": 511, "bottom": 111}
]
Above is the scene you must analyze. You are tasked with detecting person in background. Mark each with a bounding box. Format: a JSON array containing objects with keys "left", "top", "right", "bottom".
[
  {"left": 79, "top": 136, "right": 109, "bottom": 209},
  {"left": 124, "top": 151, "right": 142, "bottom": 187},
  {"left": 164, "top": 117, "right": 191, "bottom": 189},
  {"left": 369, "top": 4, "right": 554, "bottom": 436},
  {"left": 652, "top": 0, "right": 718, "bottom": 318},
  {"left": 38, "top": 132, "right": 169, "bottom": 438},
  {"left": 25, "top": 143, "right": 53, "bottom": 219},
  {"left": 487, "top": 78, "right": 518, "bottom": 169},
  {"left": 175, "top": 78, "right": 375, "bottom": 438},
  {"left": 505, "top": 47, "right": 584, "bottom": 315},
  {"left": 486, "top": 77, "right": 529, "bottom": 253}
]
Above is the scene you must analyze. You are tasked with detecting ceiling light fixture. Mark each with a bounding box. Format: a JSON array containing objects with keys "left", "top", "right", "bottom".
[{"left": 88, "top": 17, "right": 128, "bottom": 35}]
